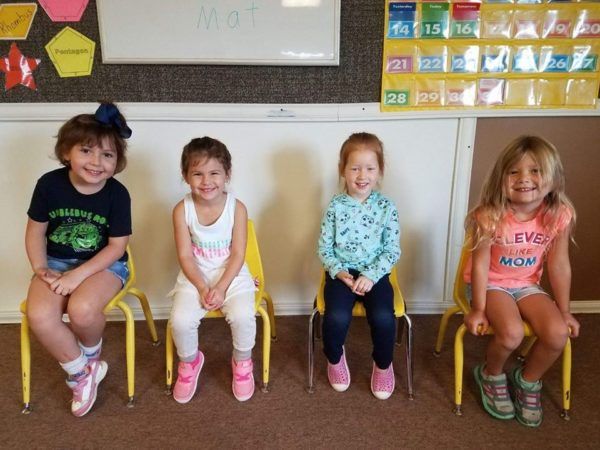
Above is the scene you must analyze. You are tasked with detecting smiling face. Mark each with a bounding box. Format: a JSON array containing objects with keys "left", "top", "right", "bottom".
[
  {"left": 184, "top": 156, "right": 229, "bottom": 204},
  {"left": 504, "top": 152, "right": 551, "bottom": 214},
  {"left": 64, "top": 137, "right": 118, "bottom": 193},
  {"left": 342, "top": 146, "right": 381, "bottom": 202}
]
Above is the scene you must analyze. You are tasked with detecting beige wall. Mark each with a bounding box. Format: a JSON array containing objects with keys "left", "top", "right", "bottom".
[{"left": 471, "top": 117, "right": 600, "bottom": 301}]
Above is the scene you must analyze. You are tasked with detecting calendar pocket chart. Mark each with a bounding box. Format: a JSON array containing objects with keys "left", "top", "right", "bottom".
[{"left": 381, "top": 0, "right": 600, "bottom": 111}]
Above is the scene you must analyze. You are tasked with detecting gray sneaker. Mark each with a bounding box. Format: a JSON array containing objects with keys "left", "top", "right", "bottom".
[
  {"left": 509, "top": 366, "right": 543, "bottom": 427},
  {"left": 473, "top": 364, "right": 515, "bottom": 419}
]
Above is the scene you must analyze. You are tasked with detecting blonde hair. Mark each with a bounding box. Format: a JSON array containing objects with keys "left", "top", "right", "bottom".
[{"left": 466, "top": 135, "right": 575, "bottom": 248}]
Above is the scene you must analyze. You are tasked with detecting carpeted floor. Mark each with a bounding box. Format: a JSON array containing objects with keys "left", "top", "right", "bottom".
[{"left": 1, "top": 314, "right": 599, "bottom": 449}]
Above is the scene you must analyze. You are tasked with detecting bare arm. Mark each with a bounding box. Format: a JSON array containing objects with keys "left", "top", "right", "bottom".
[
  {"left": 547, "top": 228, "right": 579, "bottom": 337},
  {"left": 208, "top": 200, "right": 248, "bottom": 308},
  {"left": 464, "top": 239, "right": 491, "bottom": 335},
  {"left": 25, "top": 218, "right": 60, "bottom": 283},
  {"left": 173, "top": 200, "right": 209, "bottom": 302}
]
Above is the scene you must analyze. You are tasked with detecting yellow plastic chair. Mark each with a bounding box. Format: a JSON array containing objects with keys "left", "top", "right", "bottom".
[
  {"left": 306, "top": 268, "right": 414, "bottom": 399},
  {"left": 165, "top": 219, "right": 276, "bottom": 394},
  {"left": 434, "top": 245, "right": 536, "bottom": 361},
  {"left": 450, "top": 245, "right": 572, "bottom": 419},
  {"left": 20, "top": 246, "right": 160, "bottom": 413}
]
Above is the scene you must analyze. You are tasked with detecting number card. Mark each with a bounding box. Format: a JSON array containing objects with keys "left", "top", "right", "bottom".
[
  {"left": 543, "top": 10, "right": 573, "bottom": 38},
  {"left": 450, "top": 2, "right": 481, "bottom": 38},
  {"left": 482, "top": 9, "right": 513, "bottom": 39},
  {"left": 449, "top": 45, "right": 479, "bottom": 73},
  {"left": 388, "top": 2, "right": 416, "bottom": 39},
  {"left": 415, "top": 79, "right": 445, "bottom": 106},
  {"left": 513, "top": 10, "right": 542, "bottom": 39},
  {"left": 481, "top": 46, "right": 510, "bottom": 72},
  {"left": 477, "top": 78, "right": 505, "bottom": 106},
  {"left": 571, "top": 46, "right": 598, "bottom": 72},
  {"left": 445, "top": 79, "right": 476, "bottom": 106},
  {"left": 574, "top": 16, "right": 600, "bottom": 38},
  {"left": 383, "top": 89, "right": 411, "bottom": 106},
  {"left": 386, "top": 55, "right": 414, "bottom": 73},
  {"left": 418, "top": 53, "right": 446, "bottom": 72},
  {"left": 420, "top": 2, "right": 450, "bottom": 39},
  {"left": 512, "top": 46, "right": 538, "bottom": 72},
  {"left": 540, "top": 46, "right": 570, "bottom": 72}
]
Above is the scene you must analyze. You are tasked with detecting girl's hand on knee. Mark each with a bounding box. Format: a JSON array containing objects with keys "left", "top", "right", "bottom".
[
  {"left": 561, "top": 311, "right": 580, "bottom": 338},
  {"left": 464, "top": 309, "right": 489, "bottom": 336},
  {"left": 352, "top": 275, "right": 373, "bottom": 296},
  {"left": 35, "top": 267, "right": 62, "bottom": 285},
  {"left": 49, "top": 270, "right": 84, "bottom": 296}
]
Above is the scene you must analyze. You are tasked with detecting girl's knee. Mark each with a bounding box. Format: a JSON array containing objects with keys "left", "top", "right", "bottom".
[
  {"left": 67, "top": 301, "right": 103, "bottom": 328},
  {"left": 537, "top": 324, "right": 569, "bottom": 351},
  {"left": 226, "top": 307, "right": 255, "bottom": 327},
  {"left": 170, "top": 309, "right": 199, "bottom": 334},
  {"left": 495, "top": 325, "right": 524, "bottom": 350}
]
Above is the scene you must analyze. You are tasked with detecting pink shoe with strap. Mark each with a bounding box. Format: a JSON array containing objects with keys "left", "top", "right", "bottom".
[
  {"left": 371, "top": 362, "right": 395, "bottom": 400},
  {"left": 173, "top": 351, "right": 204, "bottom": 404},
  {"left": 232, "top": 358, "right": 255, "bottom": 402}
]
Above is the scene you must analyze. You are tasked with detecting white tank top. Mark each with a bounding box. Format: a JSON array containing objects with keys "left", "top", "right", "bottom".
[{"left": 184, "top": 192, "right": 251, "bottom": 279}]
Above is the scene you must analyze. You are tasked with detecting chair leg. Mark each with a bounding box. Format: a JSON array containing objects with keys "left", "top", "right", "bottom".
[
  {"left": 306, "top": 308, "right": 319, "bottom": 393},
  {"left": 434, "top": 305, "right": 462, "bottom": 356},
  {"left": 116, "top": 301, "right": 136, "bottom": 407},
  {"left": 21, "top": 314, "right": 32, "bottom": 414},
  {"left": 128, "top": 287, "right": 160, "bottom": 346},
  {"left": 165, "top": 320, "right": 174, "bottom": 395},
  {"left": 403, "top": 314, "right": 414, "bottom": 400},
  {"left": 257, "top": 305, "right": 271, "bottom": 393},
  {"left": 561, "top": 337, "right": 572, "bottom": 420},
  {"left": 263, "top": 292, "right": 277, "bottom": 341},
  {"left": 517, "top": 336, "right": 536, "bottom": 362},
  {"left": 395, "top": 317, "right": 404, "bottom": 346},
  {"left": 453, "top": 324, "right": 468, "bottom": 416}
]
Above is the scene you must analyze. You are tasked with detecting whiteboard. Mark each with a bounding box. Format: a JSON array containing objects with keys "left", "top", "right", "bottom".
[{"left": 96, "top": 0, "right": 340, "bottom": 65}]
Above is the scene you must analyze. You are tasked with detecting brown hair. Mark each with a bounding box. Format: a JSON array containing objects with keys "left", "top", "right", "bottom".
[
  {"left": 181, "top": 137, "right": 232, "bottom": 177},
  {"left": 55, "top": 108, "right": 128, "bottom": 174},
  {"left": 466, "top": 135, "right": 576, "bottom": 248},
  {"left": 338, "top": 132, "right": 385, "bottom": 177}
]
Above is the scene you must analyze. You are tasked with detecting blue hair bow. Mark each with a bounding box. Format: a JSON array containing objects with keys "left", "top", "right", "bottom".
[{"left": 94, "top": 103, "right": 132, "bottom": 139}]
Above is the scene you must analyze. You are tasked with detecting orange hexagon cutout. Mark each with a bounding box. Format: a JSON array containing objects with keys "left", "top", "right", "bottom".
[
  {"left": 0, "top": 3, "right": 38, "bottom": 40},
  {"left": 39, "top": 0, "right": 88, "bottom": 22},
  {"left": 45, "top": 26, "right": 95, "bottom": 77}
]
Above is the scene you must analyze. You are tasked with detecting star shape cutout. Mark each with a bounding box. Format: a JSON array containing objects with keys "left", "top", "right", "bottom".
[{"left": 0, "top": 43, "right": 40, "bottom": 91}]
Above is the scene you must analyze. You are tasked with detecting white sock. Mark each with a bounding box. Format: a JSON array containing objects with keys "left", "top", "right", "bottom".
[
  {"left": 79, "top": 338, "right": 102, "bottom": 359},
  {"left": 60, "top": 350, "right": 88, "bottom": 379}
]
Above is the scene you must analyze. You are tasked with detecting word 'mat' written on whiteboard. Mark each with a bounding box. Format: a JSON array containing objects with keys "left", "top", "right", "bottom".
[{"left": 197, "top": 0, "right": 258, "bottom": 30}]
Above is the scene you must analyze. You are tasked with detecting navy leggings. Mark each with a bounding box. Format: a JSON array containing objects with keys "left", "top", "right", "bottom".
[{"left": 322, "top": 270, "right": 395, "bottom": 369}]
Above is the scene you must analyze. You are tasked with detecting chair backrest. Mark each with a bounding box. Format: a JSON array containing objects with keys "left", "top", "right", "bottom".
[
  {"left": 316, "top": 267, "right": 406, "bottom": 317},
  {"left": 453, "top": 243, "right": 471, "bottom": 314},
  {"left": 245, "top": 219, "right": 265, "bottom": 308}
]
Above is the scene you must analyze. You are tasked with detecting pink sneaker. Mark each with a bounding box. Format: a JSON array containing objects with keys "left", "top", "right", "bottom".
[
  {"left": 173, "top": 351, "right": 204, "bottom": 404},
  {"left": 67, "top": 360, "right": 108, "bottom": 417},
  {"left": 231, "top": 358, "right": 255, "bottom": 402},
  {"left": 327, "top": 347, "right": 350, "bottom": 392},
  {"left": 371, "top": 362, "right": 395, "bottom": 400}
]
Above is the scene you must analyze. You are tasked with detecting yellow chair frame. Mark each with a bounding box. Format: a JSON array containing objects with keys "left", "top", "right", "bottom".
[
  {"left": 448, "top": 245, "right": 572, "bottom": 419},
  {"left": 165, "top": 220, "right": 276, "bottom": 394},
  {"left": 306, "top": 268, "right": 414, "bottom": 399},
  {"left": 20, "top": 246, "right": 160, "bottom": 413}
]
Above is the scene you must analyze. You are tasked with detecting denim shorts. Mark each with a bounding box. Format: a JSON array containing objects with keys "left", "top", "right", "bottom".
[
  {"left": 466, "top": 284, "right": 548, "bottom": 303},
  {"left": 47, "top": 256, "right": 129, "bottom": 286}
]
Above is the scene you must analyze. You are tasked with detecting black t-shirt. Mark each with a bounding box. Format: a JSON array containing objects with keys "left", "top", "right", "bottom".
[{"left": 27, "top": 167, "right": 131, "bottom": 261}]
